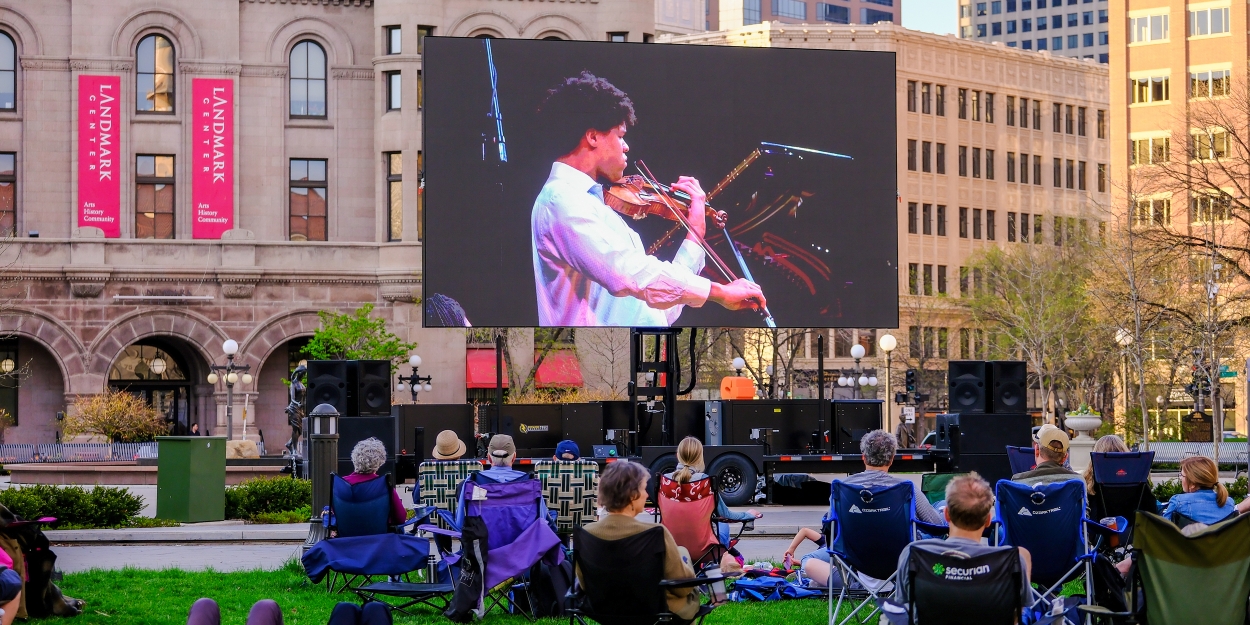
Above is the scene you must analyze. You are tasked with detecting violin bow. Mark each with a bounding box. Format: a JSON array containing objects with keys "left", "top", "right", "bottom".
[{"left": 634, "top": 161, "right": 777, "bottom": 328}]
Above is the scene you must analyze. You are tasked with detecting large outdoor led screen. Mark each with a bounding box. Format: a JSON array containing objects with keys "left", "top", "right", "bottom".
[{"left": 422, "top": 37, "right": 897, "bottom": 329}]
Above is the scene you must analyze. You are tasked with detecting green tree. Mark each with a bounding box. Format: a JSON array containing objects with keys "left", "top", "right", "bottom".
[{"left": 302, "top": 304, "right": 417, "bottom": 371}]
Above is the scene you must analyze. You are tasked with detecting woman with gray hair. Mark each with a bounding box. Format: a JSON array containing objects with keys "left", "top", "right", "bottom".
[{"left": 342, "top": 437, "right": 406, "bottom": 525}]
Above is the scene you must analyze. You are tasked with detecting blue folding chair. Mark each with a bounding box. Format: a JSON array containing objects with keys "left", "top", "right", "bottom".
[
  {"left": 994, "top": 479, "right": 1108, "bottom": 623},
  {"left": 1088, "top": 451, "right": 1156, "bottom": 550},
  {"left": 1006, "top": 446, "right": 1036, "bottom": 475},
  {"left": 303, "top": 474, "right": 431, "bottom": 593},
  {"left": 824, "top": 480, "right": 917, "bottom": 625}
]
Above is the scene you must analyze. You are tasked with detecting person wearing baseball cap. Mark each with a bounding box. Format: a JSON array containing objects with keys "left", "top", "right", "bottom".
[
  {"left": 1012, "top": 424, "right": 1080, "bottom": 486},
  {"left": 482, "top": 434, "right": 527, "bottom": 482},
  {"left": 553, "top": 440, "right": 581, "bottom": 462}
]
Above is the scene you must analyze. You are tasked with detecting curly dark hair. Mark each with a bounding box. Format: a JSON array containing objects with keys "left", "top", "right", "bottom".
[{"left": 537, "top": 71, "right": 637, "bottom": 159}]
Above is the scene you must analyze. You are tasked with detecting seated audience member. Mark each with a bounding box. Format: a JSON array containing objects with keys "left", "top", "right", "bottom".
[
  {"left": 554, "top": 439, "right": 581, "bottom": 462},
  {"left": 1012, "top": 425, "right": 1080, "bottom": 486},
  {"left": 581, "top": 460, "right": 700, "bottom": 622},
  {"left": 894, "top": 473, "right": 1033, "bottom": 610},
  {"left": 326, "top": 601, "right": 392, "bottom": 625},
  {"left": 664, "top": 437, "right": 761, "bottom": 569},
  {"left": 342, "top": 438, "right": 406, "bottom": 526},
  {"left": 482, "top": 434, "right": 527, "bottom": 482},
  {"left": 1162, "top": 456, "right": 1236, "bottom": 527},
  {"left": 844, "top": 430, "right": 945, "bottom": 525},
  {"left": 782, "top": 527, "right": 824, "bottom": 571},
  {"left": 1082, "top": 434, "right": 1158, "bottom": 519},
  {"left": 430, "top": 430, "right": 467, "bottom": 461},
  {"left": 187, "top": 599, "right": 282, "bottom": 625}
]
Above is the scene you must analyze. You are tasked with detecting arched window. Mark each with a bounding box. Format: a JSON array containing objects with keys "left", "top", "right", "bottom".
[
  {"left": 290, "top": 41, "right": 326, "bottom": 118},
  {"left": 0, "top": 33, "right": 15, "bottom": 111},
  {"left": 136, "top": 34, "right": 175, "bottom": 112}
]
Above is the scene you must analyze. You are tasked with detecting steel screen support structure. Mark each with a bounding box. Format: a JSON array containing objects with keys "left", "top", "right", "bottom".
[{"left": 628, "top": 328, "right": 681, "bottom": 452}]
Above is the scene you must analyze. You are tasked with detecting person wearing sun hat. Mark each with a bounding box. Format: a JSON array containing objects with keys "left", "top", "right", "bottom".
[
  {"left": 1012, "top": 424, "right": 1080, "bottom": 486},
  {"left": 431, "top": 430, "right": 467, "bottom": 461}
]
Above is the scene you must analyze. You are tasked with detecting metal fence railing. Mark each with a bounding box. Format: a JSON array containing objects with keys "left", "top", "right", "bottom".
[
  {"left": 1147, "top": 442, "right": 1250, "bottom": 468},
  {"left": 0, "top": 443, "right": 158, "bottom": 464}
]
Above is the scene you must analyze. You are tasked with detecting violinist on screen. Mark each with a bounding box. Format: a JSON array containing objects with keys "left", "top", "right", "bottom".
[{"left": 531, "top": 72, "right": 765, "bottom": 327}]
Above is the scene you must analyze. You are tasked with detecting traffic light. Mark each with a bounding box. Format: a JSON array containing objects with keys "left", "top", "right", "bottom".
[{"left": 905, "top": 369, "right": 917, "bottom": 393}]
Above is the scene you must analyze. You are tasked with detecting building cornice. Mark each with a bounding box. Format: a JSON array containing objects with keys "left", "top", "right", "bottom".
[{"left": 240, "top": 0, "right": 372, "bottom": 6}]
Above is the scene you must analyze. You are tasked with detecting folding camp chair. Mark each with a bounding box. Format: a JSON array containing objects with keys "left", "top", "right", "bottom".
[
  {"left": 875, "top": 543, "right": 1039, "bottom": 625},
  {"left": 919, "top": 473, "right": 963, "bottom": 505},
  {"left": 534, "top": 459, "right": 599, "bottom": 538},
  {"left": 567, "top": 525, "right": 724, "bottom": 625},
  {"left": 416, "top": 459, "right": 484, "bottom": 529},
  {"left": 995, "top": 479, "right": 1105, "bottom": 624},
  {"left": 302, "top": 474, "right": 430, "bottom": 593},
  {"left": 1078, "top": 512, "right": 1250, "bottom": 625},
  {"left": 656, "top": 475, "right": 753, "bottom": 569},
  {"left": 421, "top": 477, "right": 564, "bottom": 621},
  {"left": 1088, "top": 451, "right": 1157, "bottom": 552},
  {"left": 823, "top": 480, "right": 917, "bottom": 625},
  {"left": 1006, "top": 446, "right": 1036, "bottom": 475}
]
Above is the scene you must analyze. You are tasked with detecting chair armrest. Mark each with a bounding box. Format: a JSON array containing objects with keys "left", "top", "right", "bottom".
[
  {"left": 659, "top": 573, "right": 724, "bottom": 589},
  {"left": 1083, "top": 517, "right": 1130, "bottom": 542},
  {"left": 417, "top": 524, "right": 461, "bottom": 539},
  {"left": 435, "top": 509, "right": 460, "bottom": 531},
  {"left": 914, "top": 519, "right": 950, "bottom": 537},
  {"left": 400, "top": 506, "right": 437, "bottom": 527}
]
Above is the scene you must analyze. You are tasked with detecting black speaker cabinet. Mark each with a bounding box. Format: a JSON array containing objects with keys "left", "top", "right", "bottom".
[
  {"left": 561, "top": 403, "right": 606, "bottom": 458},
  {"left": 832, "top": 400, "right": 883, "bottom": 454},
  {"left": 935, "top": 413, "right": 1032, "bottom": 455},
  {"left": 948, "top": 361, "right": 988, "bottom": 413},
  {"left": 306, "top": 360, "right": 350, "bottom": 416},
  {"left": 354, "top": 360, "right": 391, "bottom": 416},
  {"left": 725, "top": 400, "right": 823, "bottom": 455},
  {"left": 600, "top": 400, "right": 706, "bottom": 449},
  {"left": 395, "top": 403, "right": 475, "bottom": 460},
  {"left": 337, "top": 415, "right": 397, "bottom": 477},
  {"left": 949, "top": 453, "right": 1014, "bottom": 485},
  {"left": 989, "top": 361, "right": 1027, "bottom": 413}
]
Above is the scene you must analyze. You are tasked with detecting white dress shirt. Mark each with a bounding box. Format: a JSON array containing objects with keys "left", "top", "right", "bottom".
[{"left": 531, "top": 162, "right": 711, "bottom": 326}]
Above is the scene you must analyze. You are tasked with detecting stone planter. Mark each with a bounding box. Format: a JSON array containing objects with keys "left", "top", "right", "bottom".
[{"left": 1065, "top": 414, "right": 1103, "bottom": 442}]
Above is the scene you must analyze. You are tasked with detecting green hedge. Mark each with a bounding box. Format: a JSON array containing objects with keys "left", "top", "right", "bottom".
[
  {"left": 225, "top": 477, "right": 311, "bottom": 522},
  {"left": 1153, "top": 475, "right": 1248, "bottom": 504},
  {"left": 0, "top": 484, "right": 144, "bottom": 527}
]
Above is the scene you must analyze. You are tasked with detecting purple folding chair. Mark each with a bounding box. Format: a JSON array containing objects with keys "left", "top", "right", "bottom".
[{"left": 420, "top": 478, "right": 563, "bottom": 622}]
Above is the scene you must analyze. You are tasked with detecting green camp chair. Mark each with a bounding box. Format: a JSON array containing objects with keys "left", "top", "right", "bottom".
[
  {"left": 1079, "top": 511, "right": 1250, "bottom": 625},
  {"left": 920, "top": 472, "right": 964, "bottom": 505}
]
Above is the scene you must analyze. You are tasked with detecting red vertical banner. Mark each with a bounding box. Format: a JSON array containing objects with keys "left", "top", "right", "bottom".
[
  {"left": 192, "top": 79, "right": 234, "bottom": 238},
  {"left": 77, "top": 75, "right": 121, "bottom": 237}
]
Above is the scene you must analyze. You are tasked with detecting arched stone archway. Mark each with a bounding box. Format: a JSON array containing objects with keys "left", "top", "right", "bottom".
[
  {"left": 0, "top": 308, "right": 86, "bottom": 392},
  {"left": 87, "top": 309, "right": 228, "bottom": 383}
]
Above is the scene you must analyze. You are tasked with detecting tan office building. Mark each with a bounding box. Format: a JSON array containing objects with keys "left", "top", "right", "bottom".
[
  {"left": 668, "top": 24, "right": 1110, "bottom": 425},
  {"left": 0, "top": 0, "right": 653, "bottom": 445}
]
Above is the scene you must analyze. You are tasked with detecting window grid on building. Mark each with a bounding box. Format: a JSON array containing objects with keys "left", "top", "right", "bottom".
[
  {"left": 135, "top": 155, "right": 174, "bottom": 239},
  {"left": 0, "top": 33, "right": 15, "bottom": 111},
  {"left": 290, "top": 40, "right": 328, "bottom": 118},
  {"left": 386, "top": 152, "right": 402, "bottom": 241},
  {"left": 290, "top": 158, "right": 328, "bottom": 241},
  {"left": 0, "top": 153, "right": 14, "bottom": 236},
  {"left": 137, "top": 34, "right": 175, "bottom": 113}
]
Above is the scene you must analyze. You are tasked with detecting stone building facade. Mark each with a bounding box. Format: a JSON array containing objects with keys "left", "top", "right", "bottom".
[
  {"left": 668, "top": 24, "right": 1110, "bottom": 428},
  {"left": 0, "top": 0, "right": 654, "bottom": 445}
]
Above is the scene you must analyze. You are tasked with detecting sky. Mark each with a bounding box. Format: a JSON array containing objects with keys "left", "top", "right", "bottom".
[{"left": 902, "top": 0, "right": 958, "bottom": 36}]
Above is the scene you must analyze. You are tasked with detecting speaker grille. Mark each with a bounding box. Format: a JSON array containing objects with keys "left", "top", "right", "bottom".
[
  {"left": 948, "top": 361, "right": 988, "bottom": 413},
  {"left": 306, "top": 360, "right": 349, "bottom": 415},
  {"left": 355, "top": 360, "right": 391, "bottom": 416},
  {"left": 990, "top": 361, "right": 1027, "bottom": 412}
]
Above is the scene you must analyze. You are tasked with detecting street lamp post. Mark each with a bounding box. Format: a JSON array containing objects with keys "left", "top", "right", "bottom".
[
  {"left": 207, "top": 339, "right": 252, "bottom": 441},
  {"left": 836, "top": 344, "right": 877, "bottom": 400},
  {"left": 878, "top": 334, "right": 897, "bottom": 434},
  {"left": 396, "top": 354, "right": 434, "bottom": 402},
  {"left": 1155, "top": 394, "right": 1165, "bottom": 441}
]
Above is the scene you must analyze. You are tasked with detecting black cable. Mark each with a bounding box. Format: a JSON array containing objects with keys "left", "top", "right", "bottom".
[{"left": 677, "top": 328, "right": 699, "bottom": 395}]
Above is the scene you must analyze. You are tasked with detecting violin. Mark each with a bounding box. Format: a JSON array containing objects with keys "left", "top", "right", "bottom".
[{"left": 604, "top": 175, "right": 728, "bottom": 229}]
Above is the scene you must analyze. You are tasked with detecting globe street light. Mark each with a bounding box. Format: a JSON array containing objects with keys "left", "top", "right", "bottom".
[
  {"left": 0, "top": 358, "right": 15, "bottom": 374},
  {"left": 731, "top": 357, "right": 746, "bottom": 377},
  {"left": 149, "top": 357, "right": 167, "bottom": 376},
  {"left": 208, "top": 339, "right": 251, "bottom": 441},
  {"left": 396, "top": 353, "right": 434, "bottom": 402},
  {"left": 878, "top": 334, "right": 897, "bottom": 433}
]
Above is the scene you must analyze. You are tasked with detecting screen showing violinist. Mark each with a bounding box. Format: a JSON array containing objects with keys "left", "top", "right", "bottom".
[{"left": 422, "top": 37, "right": 898, "bottom": 329}]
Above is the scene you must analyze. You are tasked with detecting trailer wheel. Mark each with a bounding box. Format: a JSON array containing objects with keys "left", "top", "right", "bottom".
[
  {"left": 647, "top": 454, "right": 678, "bottom": 504},
  {"left": 709, "top": 454, "right": 757, "bottom": 507}
]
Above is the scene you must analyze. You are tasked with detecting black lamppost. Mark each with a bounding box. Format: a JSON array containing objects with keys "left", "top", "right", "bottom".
[
  {"left": 836, "top": 344, "right": 878, "bottom": 399},
  {"left": 396, "top": 354, "right": 433, "bottom": 402},
  {"left": 207, "top": 339, "right": 251, "bottom": 441}
]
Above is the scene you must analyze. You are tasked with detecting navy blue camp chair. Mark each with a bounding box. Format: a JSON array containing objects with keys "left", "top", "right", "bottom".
[
  {"left": 994, "top": 479, "right": 1097, "bottom": 623},
  {"left": 1088, "top": 451, "right": 1156, "bottom": 550},
  {"left": 1006, "top": 446, "right": 1036, "bottom": 475},
  {"left": 823, "top": 480, "right": 917, "bottom": 625},
  {"left": 303, "top": 474, "right": 430, "bottom": 593}
]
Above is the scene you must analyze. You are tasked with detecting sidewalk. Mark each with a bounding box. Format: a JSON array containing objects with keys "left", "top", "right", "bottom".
[{"left": 46, "top": 522, "right": 309, "bottom": 543}]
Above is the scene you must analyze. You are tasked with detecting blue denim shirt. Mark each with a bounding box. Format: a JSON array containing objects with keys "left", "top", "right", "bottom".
[{"left": 1161, "top": 488, "right": 1236, "bottom": 526}]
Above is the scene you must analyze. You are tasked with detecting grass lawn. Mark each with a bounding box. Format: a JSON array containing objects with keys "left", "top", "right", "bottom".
[{"left": 35, "top": 560, "right": 860, "bottom": 625}]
